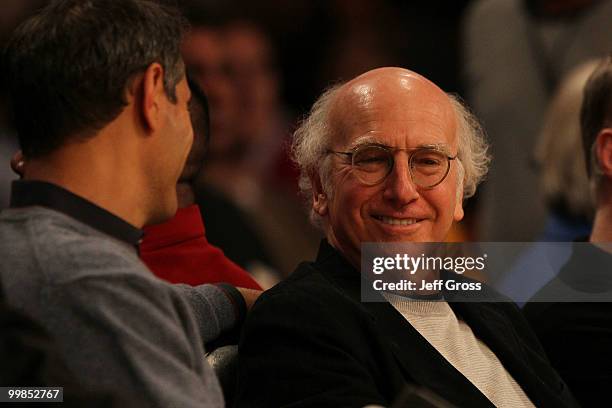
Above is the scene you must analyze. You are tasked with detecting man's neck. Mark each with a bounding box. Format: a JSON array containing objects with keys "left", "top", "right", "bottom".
[
  {"left": 176, "top": 182, "right": 195, "bottom": 209},
  {"left": 24, "top": 141, "right": 149, "bottom": 228},
  {"left": 590, "top": 202, "right": 612, "bottom": 243}
]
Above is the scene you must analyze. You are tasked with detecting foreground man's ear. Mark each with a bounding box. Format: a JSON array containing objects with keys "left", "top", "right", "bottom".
[
  {"left": 10, "top": 150, "right": 25, "bottom": 178},
  {"left": 596, "top": 128, "right": 612, "bottom": 178},
  {"left": 139, "top": 62, "right": 167, "bottom": 133}
]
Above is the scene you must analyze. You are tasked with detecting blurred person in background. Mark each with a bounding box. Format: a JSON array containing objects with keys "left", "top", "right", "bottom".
[
  {"left": 524, "top": 55, "right": 612, "bottom": 407},
  {"left": 533, "top": 60, "right": 597, "bottom": 241},
  {"left": 220, "top": 20, "right": 321, "bottom": 278},
  {"left": 180, "top": 9, "right": 240, "bottom": 162},
  {"left": 223, "top": 20, "right": 295, "bottom": 193},
  {"left": 180, "top": 9, "right": 279, "bottom": 284},
  {"left": 463, "top": 0, "right": 612, "bottom": 241},
  {"left": 494, "top": 60, "right": 598, "bottom": 304},
  {"left": 181, "top": 5, "right": 320, "bottom": 279}
]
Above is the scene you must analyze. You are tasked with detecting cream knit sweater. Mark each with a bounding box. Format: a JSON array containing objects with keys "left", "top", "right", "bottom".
[{"left": 384, "top": 293, "right": 535, "bottom": 408}]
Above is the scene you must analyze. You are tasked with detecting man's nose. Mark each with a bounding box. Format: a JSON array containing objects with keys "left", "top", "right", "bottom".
[{"left": 382, "top": 154, "right": 419, "bottom": 205}]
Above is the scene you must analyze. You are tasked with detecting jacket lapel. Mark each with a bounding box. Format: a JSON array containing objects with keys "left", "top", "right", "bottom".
[{"left": 449, "top": 299, "right": 571, "bottom": 407}]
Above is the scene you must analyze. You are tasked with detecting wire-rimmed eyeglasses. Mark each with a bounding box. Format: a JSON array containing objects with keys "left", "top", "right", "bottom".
[{"left": 327, "top": 143, "right": 456, "bottom": 188}]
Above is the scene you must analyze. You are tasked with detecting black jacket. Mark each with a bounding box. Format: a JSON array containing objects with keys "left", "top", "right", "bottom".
[
  {"left": 235, "top": 240, "right": 577, "bottom": 407},
  {"left": 524, "top": 242, "right": 612, "bottom": 407}
]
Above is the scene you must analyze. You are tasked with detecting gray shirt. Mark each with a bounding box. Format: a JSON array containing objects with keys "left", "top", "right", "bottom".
[{"left": 0, "top": 205, "right": 233, "bottom": 407}]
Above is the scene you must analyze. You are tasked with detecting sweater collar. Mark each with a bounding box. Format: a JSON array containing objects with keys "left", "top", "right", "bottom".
[{"left": 10, "top": 180, "right": 143, "bottom": 247}]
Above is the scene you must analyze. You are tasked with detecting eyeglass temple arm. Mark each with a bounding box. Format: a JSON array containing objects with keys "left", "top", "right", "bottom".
[{"left": 327, "top": 150, "right": 353, "bottom": 157}]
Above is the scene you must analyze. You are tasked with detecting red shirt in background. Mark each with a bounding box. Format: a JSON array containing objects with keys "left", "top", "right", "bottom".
[{"left": 140, "top": 204, "right": 262, "bottom": 290}]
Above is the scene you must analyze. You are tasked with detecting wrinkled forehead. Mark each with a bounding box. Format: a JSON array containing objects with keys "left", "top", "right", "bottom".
[{"left": 329, "top": 72, "right": 458, "bottom": 151}]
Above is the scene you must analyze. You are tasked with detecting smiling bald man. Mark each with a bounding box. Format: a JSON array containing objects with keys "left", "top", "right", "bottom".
[{"left": 234, "top": 68, "right": 578, "bottom": 408}]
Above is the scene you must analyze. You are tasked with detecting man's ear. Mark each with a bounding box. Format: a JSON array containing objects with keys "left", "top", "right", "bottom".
[
  {"left": 139, "top": 62, "right": 166, "bottom": 133},
  {"left": 10, "top": 150, "right": 25, "bottom": 178},
  {"left": 311, "top": 172, "right": 329, "bottom": 217},
  {"left": 596, "top": 128, "right": 612, "bottom": 178},
  {"left": 453, "top": 171, "right": 464, "bottom": 222},
  {"left": 453, "top": 198, "right": 465, "bottom": 222}
]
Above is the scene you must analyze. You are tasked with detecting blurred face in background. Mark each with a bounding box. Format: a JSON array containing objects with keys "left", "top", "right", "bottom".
[
  {"left": 183, "top": 96, "right": 207, "bottom": 176},
  {"left": 177, "top": 82, "right": 208, "bottom": 192},
  {"left": 224, "top": 22, "right": 281, "bottom": 145},
  {"left": 181, "top": 28, "right": 238, "bottom": 157}
]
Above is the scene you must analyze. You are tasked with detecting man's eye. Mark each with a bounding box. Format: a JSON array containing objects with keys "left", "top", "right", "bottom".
[
  {"left": 413, "top": 151, "right": 445, "bottom": 167},
  {"left": 415, "top": 158, "right": 441, "bottom": 166},
  {"left": 356, "top": 156, "right": 386, "bottom": 164}
]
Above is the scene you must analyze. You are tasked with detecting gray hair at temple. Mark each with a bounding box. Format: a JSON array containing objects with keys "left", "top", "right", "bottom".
[{"left": 292, "top": 83, "right": 490, "bottom": 225}]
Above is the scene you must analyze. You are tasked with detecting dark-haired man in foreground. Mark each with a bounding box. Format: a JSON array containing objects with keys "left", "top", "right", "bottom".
[{"left": 0, "top": 1, "right": 256, "bottom": 406}]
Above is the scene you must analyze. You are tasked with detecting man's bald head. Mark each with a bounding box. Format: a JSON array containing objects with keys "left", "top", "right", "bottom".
[
  {"left": 329, "top": 68, "right": 457, "bottom": 149},
  {"left": 292, "top": 67, "right": 489, "bottom": 227},
  {"left": 338, "top": 67, "right": 448, "bottom": 102}
]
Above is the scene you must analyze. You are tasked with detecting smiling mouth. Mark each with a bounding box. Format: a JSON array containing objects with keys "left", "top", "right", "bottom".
[{"left": 373, "top": 215, "right": 423, "bottom": 226}]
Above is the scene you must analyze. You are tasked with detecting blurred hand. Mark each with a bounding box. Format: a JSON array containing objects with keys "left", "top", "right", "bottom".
[{"left": 237, "top": 287, "right": 262, "bottom": 311}]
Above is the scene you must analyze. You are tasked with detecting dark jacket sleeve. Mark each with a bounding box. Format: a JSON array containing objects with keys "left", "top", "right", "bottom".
[{"left": 234, "top": 287, "right": 388, "bottom": 408}]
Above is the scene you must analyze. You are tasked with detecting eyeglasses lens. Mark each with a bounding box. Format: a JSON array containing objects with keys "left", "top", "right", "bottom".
[
  {"left": 352, "top": 146, "right": 449, "bottom": 187},
  {"left": 352, "top": 146, "right": 391, "bottom": 185}
]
